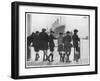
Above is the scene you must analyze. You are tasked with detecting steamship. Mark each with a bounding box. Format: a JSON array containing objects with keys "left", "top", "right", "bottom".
[{"left": 50, "top": 16, "right": 65, "bottom": 37}]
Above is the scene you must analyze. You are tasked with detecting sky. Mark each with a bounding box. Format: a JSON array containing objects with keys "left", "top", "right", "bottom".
[{"left": 26, "top": 13, "right": 89, "bottom": 38}]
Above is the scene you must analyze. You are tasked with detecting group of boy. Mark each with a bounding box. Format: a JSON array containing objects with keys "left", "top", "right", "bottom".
[{"left": 27, "top": 28, "right": 80, "bottom": 63}]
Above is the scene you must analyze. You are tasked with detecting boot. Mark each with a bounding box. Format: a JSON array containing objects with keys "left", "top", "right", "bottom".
[
  {"left": 35, "top": 53, "right": 39, "bottom": 61},
  {"left": 48, "top": 53, "right": 54, "bottom": 62}
]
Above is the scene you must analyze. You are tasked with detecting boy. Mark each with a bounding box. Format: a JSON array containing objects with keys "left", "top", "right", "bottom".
[
  {"left": 72, "top": 29, "right": 80, "bottom": 62},
  {"left": 63, "top": 31, "right": 72, "bottom": 62}
]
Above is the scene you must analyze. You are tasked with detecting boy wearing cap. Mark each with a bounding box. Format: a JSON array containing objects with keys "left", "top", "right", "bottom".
[
  {"left": 32, "top": 31, "right": 40, "bottom": 61},
  {"left": 48, "top": 31, "right": 56, "bottom": 62},
  {"left": 39, "top": 28, "right": 49, "bottom": 61},
  {"left": 72, "top": 29, "right": 80, "bottom": 62},
  {"left": 63, "top": 31, "right": 72, "bottom": 62},
  {"left": 58, "top": 33, "right": 64, "bottom": 62}
]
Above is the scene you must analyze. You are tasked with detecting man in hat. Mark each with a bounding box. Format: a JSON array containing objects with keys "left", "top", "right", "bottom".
[
  {"left": 63, "top": 31, "right": 72, "bottom": 62},
  {"left": 39, "top": 28, "right": 49, "bottom": 61},
  {"left": 72, "top": 29, "right": 80, "bottom": 62}
]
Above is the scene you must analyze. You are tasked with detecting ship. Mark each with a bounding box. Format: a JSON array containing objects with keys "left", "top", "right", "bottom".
[{"left": 50, "top": 16, "right": 66, "bottom": 37}]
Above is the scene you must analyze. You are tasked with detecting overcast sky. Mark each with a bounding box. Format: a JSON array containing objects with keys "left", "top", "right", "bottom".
[{"left": 26, "top": 13, "right": 89, "bottom": 38}]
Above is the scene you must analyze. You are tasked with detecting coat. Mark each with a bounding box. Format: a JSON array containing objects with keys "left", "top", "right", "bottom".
[
  {"left": 39, "top": 32, "right": 49, "bottom": 50},
  {"left": 48, "top": 34, "right": 56, "bottom": 51},
  {"left": 32, "top": 34, "right": 40, "bottom": 52},
  {"left": 63, "top": 35, "right": 72, "bottom": 52},
  {"left": 72, "top": 34, "right": 80, "bottom": 48},
  {"left": 58, "top": 36, "right": 64, "bottom": 51},
  {"left": 27, "top": 35, "right": 33, "bottom": 47}
]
